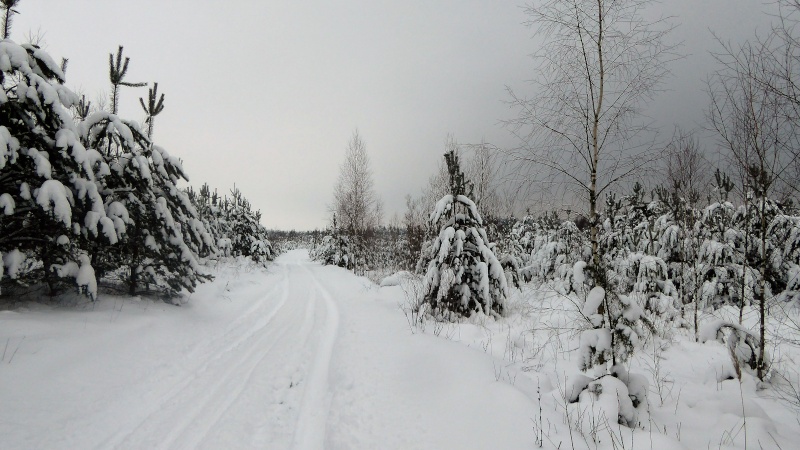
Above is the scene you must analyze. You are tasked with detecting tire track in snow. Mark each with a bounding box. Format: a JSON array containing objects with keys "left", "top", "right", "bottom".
[
  {"left": 181, "top": 267, "right": 320, "bottom": 449},
  {"left": 154, "top": 288, "right": 304, "bottom": 449},
  {"left": 291, "top": 265, "right": 340, "bottom": 450},
  {"left": 101, "top": 265, "right": 294, "bottom": 449}
]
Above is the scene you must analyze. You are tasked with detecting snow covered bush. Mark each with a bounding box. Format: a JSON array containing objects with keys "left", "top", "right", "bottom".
[
  {"left": 418, "top": 149, "right": 507, "bottom": 318},
  {"left": 568, "top": 368, "right": 648, "bottom": 431},
  {"left": 611, "top": 252, "right": 680, "bottom": 321},
  {"left": 51, "top": 253, "right": 98, "bottom": 300},
  {"left": 249, "top": 239, "right": 274, "bottom": 264},
  {"left": 769, "top": 214, "right": 800, "bottom": 303},
  {"left": 653, "top": 184, "right": 704, "bottom": 316},
  {"left": 573, "top": 286, "right": 652, "bottom": 427},
  {"left": 312, "top": 229, "right": 352, "bottom": 270},
  {"left": 503, "top": 213, "right": 587, "bottom": 291},
  {"left": 696, "top": 203, "right": 742, "bottom": 310},
  {"left": 700, "top": 320, "right": 769, "bottom": 378}
]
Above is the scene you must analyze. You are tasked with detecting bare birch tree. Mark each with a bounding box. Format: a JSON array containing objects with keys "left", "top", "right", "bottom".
[
  {"left": 467, "top": 140, "right": 502, "bottom": 220},
  {"left": 333, "top": 130, "right": 381, "bottom": 233},
  {"left": 708, "top": 34, "right": 799, "bottom": 381},
  {"left": 506, "top": 0, "right": 676, "bottom": 281},
  {"left": 332, "top": 130, "right": 382, "bottom": 272},
  {"left": 663, "top": 129, "right": 710, "bottom": 208}
]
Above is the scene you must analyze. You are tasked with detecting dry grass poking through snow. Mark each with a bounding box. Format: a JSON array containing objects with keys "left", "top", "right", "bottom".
[{"left": 396, "top": 275, "right": 800, "bottom": 449}]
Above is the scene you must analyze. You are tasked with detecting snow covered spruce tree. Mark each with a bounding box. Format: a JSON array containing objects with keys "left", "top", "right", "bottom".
[
  {"left": 418, "top": 149, "right": 507, "bottom": 319},
  {"left": 606, "top": 183, "right": 681, "bottom": 323},
  {"left": 0, "top": 38, "right": 122, "bottom": 298},
  {"left": 570, "top": 283, "right": 653, "bottom": 428},
  {"left": 695, "top": 172, "right": 741, "bottom": 311}
]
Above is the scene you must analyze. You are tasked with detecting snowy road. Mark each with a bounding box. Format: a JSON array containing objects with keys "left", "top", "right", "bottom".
[
  {"left": 99, "top": 252, "right": 341, "bottom": 449},
  {"left": 1, "top": 250, "right": 536, "bottom": 449}
]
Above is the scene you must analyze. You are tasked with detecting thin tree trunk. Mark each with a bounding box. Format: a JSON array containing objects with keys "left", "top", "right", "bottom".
[
  {"left": 128, "top": 246, "right": 138, "bottom": 296},
  {"left": 741, "top": 193, "right": 750, "bottom": 325},
  {"left": 758, "top": 194, "right": 767, "bottom": 380}
]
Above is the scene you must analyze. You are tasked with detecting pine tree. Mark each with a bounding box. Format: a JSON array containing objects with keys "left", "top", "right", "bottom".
[
  {"left": 79, "top": 46, "right": 214, "bottom": 296},
  {"left": 768, "top": 213, "right": 800, "bottom": 303},
  {"left": 186, "top": 183, "right": 223, "bottom": 256},
  {"left": 220, "top": 187, "right": 274, "bottom": 263},
  {"left": 108, "top": 46, "right": 146, "bottom": 115},
  {"left": 187, "top": 184, "right": 275, "bottom": 265},
  {"left": 419, "top": 149, "right": 507, "bottom": 318},
  {"left": 139, "top": 82, "right": 164, "bottom": 139},
  {"left": 312, "top": 214, "right": 352, "bottom": 269},
  {"left": 0, "top": 38, "right": 122, "bottom": 298},
  {"left": 1, "top": 0, "right": 20, "bottom": 39}
]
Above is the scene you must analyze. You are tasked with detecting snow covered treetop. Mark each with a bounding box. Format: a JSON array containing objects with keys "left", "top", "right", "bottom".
[
  {"left": 429, "top": 194, "right": 483, "bottom": 227},
  {"left": 428, "top": 150, "right": 483, "bottom": 227}
]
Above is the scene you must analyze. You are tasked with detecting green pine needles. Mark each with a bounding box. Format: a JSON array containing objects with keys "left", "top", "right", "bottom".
[
  {"left": 108, "top": 45, "right": 147, "bottom": 114},
  {"left": 1, "top": 0, "right": 20, "bottom": 39},
  {"left": 140, "top": 82, "right": 165, "bottom": 139}
]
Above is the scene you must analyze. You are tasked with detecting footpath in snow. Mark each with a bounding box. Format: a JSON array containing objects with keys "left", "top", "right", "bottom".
[{"left": 0, "top": 249, "right": 536, "bottom": 449}]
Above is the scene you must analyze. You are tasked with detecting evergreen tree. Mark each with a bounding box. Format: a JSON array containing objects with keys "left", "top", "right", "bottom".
[
  {"left": 220, "top": 187, "right": 274, "bottom": 263},
  {"left": 78, "top": 109, "right": 213, "bottom": 295},
  {"left": 696, "top": 189, "right": 741, "bottom": 310},
  {"left": 1, "top": 0, "right": 20, "bottom": 40},
  {"left": 419, "top": 149, "right": 507, "bottom": 318},
  {"left": 187, "top": 183, "right": 275, "bottom": 265},
  {"left": 768, "top": 213, "right": 800, "bottom": 303},
  {"left": 312, "top": 214, "right": 352, "bottom": 269},
  {"left": 139, "top": 82, "right": 164, "bottom": 139},
  {"left": 77, "top": 46, "right": 213, "bottom": 296},
  {"left": 0, "top": 38, "right": 122, "bottom": 298},
  {"left": 108, "top": 46, "right": 146, "bottom": 115},
  {"left": 186, "top": 182, "right": 223, "bottom": 254}
]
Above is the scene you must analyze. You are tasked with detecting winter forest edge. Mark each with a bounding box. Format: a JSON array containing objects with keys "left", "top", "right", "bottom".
[{"left": 3, "top": 0, "right": 800, "bottom": 449}]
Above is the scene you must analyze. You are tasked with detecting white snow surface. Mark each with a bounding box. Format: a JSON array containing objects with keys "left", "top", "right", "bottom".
[
  {"left": 0, "top": 192, "right": 14, "bottom": 215},
  {"left": 582, "top": 286, "right": 605, "bottom": 316},
  {"left": 0, "top": 250, "right": 536, "bottom": 449},
  {"left": 1, "top": 249, "right": 25, "bottom": 279},
  {"left": 4, "top": 251, "right": 800, "bottom": 449},
  {"left": 35, "top": 179, "right": 73, "bottom": 226}
]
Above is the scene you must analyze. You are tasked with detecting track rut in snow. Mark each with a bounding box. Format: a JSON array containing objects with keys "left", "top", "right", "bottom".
[
  {"left": 100, "top": 256, "right": 341, "bottom": 450},
  {"left": 291, "top": 265, "right": 340, "bottom": 450}
]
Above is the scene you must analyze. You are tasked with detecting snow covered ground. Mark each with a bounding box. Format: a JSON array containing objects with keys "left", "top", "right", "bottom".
[
  {"left": 0, "top": 250, "right": 535, "bottom": 449},
  {"left": 2, "top": 249, "right": 800, "bottom": 449}
]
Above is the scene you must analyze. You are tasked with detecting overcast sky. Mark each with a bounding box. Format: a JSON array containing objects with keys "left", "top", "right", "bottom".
[{"left": 11, "top": 0, "right": 776, "bottom": 230}]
